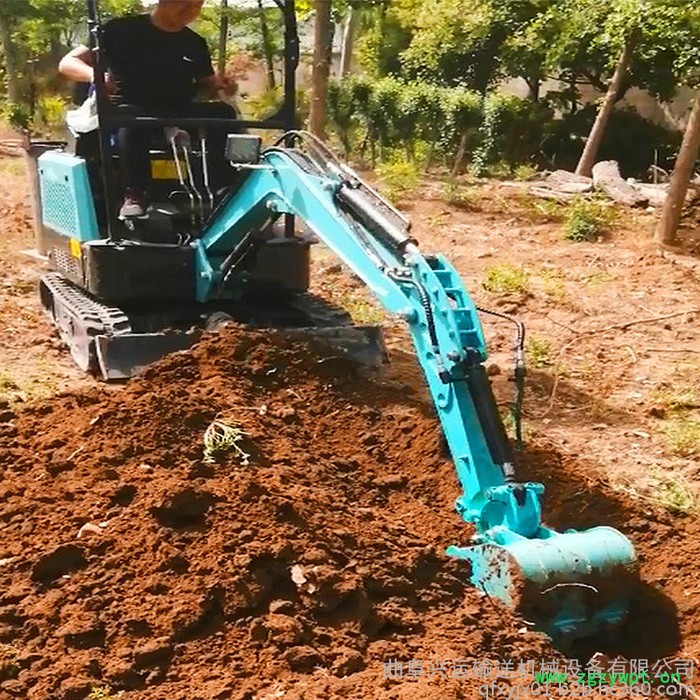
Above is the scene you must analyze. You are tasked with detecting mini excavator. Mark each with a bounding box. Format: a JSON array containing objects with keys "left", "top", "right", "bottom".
[{"left": 30, "top": 0, "right": 637, "bottom": 647}]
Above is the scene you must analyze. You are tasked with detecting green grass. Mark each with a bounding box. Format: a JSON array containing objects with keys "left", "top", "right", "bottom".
[
  {"left": 443, "top": 179, "right": 480, "bottom": 210},
  {"left": 538, "top": 268, "right": 568, "bottom": 304},
  {"left": 203, "top": 420, "right": 251, "bottom": 465},
  {"left": 89, "top": 687, "right": 123, "bottom": 700},
  {"left": 663, "top": 419, "right": 700, "bottom": 457},
  {"left": 613, "top": 468, "right": 698, "bottom": 516},
  {"left": 342, "top": 295, "right": 384, "bottom": 325},
  {"left": 563, "top": 196, "right": 616, "bottom": 242},
  {"left": 376, "top": 159, "right": 420, "bottom": 201},
  {"left": 514, "top": 193, "right": 564, "bottom": 222},
  {"left": 0, "top": 372, "right": 18, "bottom": 392},
  {"left": 526, "top": 336, "right": 552, "bottom": 368},
  {"left": 513, "top": 164, "right": 539, "bottom": 181},
  {"left": 482, "top": 264, "right": 530, "bottom": 295},
  {"left": 0, "top": 157, "right": 25, "bottom": 177},
  {"left": 583, "top": 271, "right": 616, "bottom": 287},
  {"left": 652, "top": 386, "right": 698, "bottom": 414},
  {"left": 0, "top": 370, "right": 58, "bottom": 404}
]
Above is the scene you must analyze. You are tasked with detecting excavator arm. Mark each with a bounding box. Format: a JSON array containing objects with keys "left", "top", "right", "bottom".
[{"left": 198, "top": 133, "right": 637, "bottom": 646}]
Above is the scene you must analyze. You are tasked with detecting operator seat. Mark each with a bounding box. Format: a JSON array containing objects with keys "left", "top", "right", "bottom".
[{"left": 71, "top": 101, "right": 243, "bottom": 241}]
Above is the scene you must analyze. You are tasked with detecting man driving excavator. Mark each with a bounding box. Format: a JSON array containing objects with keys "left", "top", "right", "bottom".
[{"left": 59, "top": 0, "right": 237, "bottom": 219}]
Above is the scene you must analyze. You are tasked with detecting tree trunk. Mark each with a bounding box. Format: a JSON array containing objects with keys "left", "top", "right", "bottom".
[
  {"left": 257, "top": 0, "right": 276, "bottom": 89},
  {"left": 339, "top": 6, "right": 360, "bottom": 77},
  {"left": 575, "top": 39, "right": 634, "bottom": 177},
  {"left": 217, "top": 0, "right": 229, "bottom": 77},
  {"left": 0, "top": 11, "right": 21, "bottom": 103},
  {"left": 310, "top": 0, "right": 333, "bottom": 138},
  {"left": 655, "top": 92, "right": 700, "bottom": 245},
  {"left": 452, "top": 133, "right": 468, "bottom": 177}
]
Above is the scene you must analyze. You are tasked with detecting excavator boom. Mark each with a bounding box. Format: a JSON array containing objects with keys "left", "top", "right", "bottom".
[{"left": 193, "top": 132, "right": 638, "bottom": 645}]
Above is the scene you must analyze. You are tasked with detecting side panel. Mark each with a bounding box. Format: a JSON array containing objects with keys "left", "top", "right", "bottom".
[{"left": 38, "top": 150, "right": 99, "bottom": 242}]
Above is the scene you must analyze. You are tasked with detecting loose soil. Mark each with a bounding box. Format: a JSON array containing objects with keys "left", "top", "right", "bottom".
[{"left": 0, "top": 154, "right": 699, "bottom": 699}]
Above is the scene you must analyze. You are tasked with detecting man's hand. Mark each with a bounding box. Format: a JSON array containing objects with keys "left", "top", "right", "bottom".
[{"left": 199, "top": 74, "right": 238, "bottom": 99}]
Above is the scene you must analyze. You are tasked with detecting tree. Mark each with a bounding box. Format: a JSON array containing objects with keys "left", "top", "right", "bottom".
[
  {"left": 0, "top": 0, "right": 141, "bottom": 114},
  {"left": 309, "top": 0, "right": 333, "bottom": 137},
  {"left": 655, "top": 93, "right": 700, "bottom": 245},
  {"left": 576, "top": 39, "right": 635, "bottom": 176}
]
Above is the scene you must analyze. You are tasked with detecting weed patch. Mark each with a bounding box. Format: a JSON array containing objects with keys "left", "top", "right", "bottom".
[
  {"left": 376, "top": 159, "right": 420, "bottom": 201},
  {"left": 203, "top": 420, "right": 251, "bottom": 465},
  {"left": 663, "top": 419, "right": 700, "bottom": 457},
  {"left": 482, "top": 264, "right": 530, "bottom": 295},
  {"left": 563, "top": 197, "right": 616, "bottom": 242},
  {"left": 527, "top": 336, "right": 552, "bottom": 368}
]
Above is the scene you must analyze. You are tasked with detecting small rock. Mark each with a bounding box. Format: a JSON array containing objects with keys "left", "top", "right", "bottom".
[
  {"left": 372, "top": 475, "right": 406, "bottom": 489},
  {"left": 486, "top": 363, "right": 501, "bottom": 376},
  {"left": 332, "top": 647, "right": 365, "bottom": 677},
  {"left": 31, "top": 544, "right": 86, "bottom": 582},
  {"left": 270, "top": 405, "right": 296, "bottom": 422},
  {"left": 332, "top": 459, "right": 358, "bottom": 473},
  {"left": 360, "top": 433, "right": 379, "bottom": 447},
  {"left": 290, "top": 564, "right": 307, "bottom": 587},
  {"left": 47, "top": 460, "right": 74, "bottom": 477},
  {"left": 124, "top": 619, "right": 153, "bottom": 638},
  {"left": 248, "top": 618, "right": 267, "bottom": 643},
  {"left": 77, "top": 523, "right": 103, "bottom": 539},
  {"left": 268, "top": 599, "right": 295, "bottom": 615},
  {"left": 151, "top": 488, "right": 214, "bottom": 528},
  {"left": 111, "top": 484, "right": 137, "bottom": 507},
  {"left": 58, "top": 621, "right": 105, "bottom": 649},
  {"left": 283, "top": 645, "right": 323, "bottom": 672},
  {"left": 265, "top": 614, "right": 303, "bottom": 646},
  {"left": 0, "top": 679, "right": 24, "bottom": 696},
  {"left": 59, "top": 678, "right": 92, "bottom": 700},
  {"left": 133, "top": 639, "right": 173, "bottom": 669},
  {"left": 303, "top": 548, "right": 328, "bottom": 565}
]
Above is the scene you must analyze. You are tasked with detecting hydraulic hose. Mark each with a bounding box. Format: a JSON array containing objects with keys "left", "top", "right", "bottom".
[{"left": 476, "top": 306, "right": 526, "bottom": 448}]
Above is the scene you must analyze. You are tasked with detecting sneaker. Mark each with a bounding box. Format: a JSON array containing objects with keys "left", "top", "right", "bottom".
[{"left": 119, "top": 189, "right": 148, "bottom": 219}]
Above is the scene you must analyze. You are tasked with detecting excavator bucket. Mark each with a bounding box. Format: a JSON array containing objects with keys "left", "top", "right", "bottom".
[{"left": 448, "top": 526, "right": 637, "bottom": 646}]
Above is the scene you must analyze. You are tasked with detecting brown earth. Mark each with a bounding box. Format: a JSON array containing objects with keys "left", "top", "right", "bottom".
[{"left": 0, "top": 155, "right": 699, "bottom": 699}]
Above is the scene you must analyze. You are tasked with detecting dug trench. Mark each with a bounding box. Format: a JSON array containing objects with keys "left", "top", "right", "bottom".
[{"left": 0, "top": 326, "right": 698, "bottom": 700}]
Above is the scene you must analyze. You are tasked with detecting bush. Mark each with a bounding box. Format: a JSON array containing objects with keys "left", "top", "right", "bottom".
[
  {"left": 35, "top": 95, "right": 68, "bottom": 128},
  {"left": 326, "top": 77, "right": 482, "bottom": 168},
  {"left": 376, "top": 158, "right": 420, "bottom": 201},
  {"left": 1, "top": 101, "right": 31, "bottom": 131},
  {"left": 471, "top": 93, "right": 552, "bottom": 175},
  {"left": 563, "top": 197, "right": 616, "bottom": 242}
]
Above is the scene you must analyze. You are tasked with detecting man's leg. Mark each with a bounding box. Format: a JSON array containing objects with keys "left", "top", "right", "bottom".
[{"left": 117, "top": 125, "right": 154, "bottom": 216}]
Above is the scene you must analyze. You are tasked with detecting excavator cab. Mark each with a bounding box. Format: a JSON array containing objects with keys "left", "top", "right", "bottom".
[{"left": 33, "top": 0, "right": 347, "bottom": 378}]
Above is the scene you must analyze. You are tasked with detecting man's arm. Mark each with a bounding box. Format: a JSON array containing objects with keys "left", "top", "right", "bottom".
[{"left": 59, "top": 45, "right": 94, "bottom": 83}]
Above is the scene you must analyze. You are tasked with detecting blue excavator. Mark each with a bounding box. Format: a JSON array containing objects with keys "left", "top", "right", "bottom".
[{"left": 31, "top": 0, "right": 637, "bottom": 648}]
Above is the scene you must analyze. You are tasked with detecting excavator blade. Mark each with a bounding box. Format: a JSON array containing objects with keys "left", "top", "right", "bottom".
[{"left": 448, "top": 526, "right": 637, "bottom": 646}]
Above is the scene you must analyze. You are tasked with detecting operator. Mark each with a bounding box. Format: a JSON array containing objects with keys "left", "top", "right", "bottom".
[{"left": 58, "top": 0, "right": 237, "bottom": 218}]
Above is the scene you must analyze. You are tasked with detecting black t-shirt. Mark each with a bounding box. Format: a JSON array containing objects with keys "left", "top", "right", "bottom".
[{"left": 102, "top": 14, "right": 214, "bottom": 108}]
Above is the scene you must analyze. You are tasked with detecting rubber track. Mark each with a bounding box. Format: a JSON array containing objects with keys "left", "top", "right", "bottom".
[
  {"left": 40, "top": 272, "right": 132, "bottom": 372},
  {"left": 41, "top": 272, "right": 131, "bottom": 336}
]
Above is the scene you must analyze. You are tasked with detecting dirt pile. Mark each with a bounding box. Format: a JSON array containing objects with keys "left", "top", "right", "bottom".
[
  {"left": 0, "top": 327, "right": 562, "bottom": 700},
  {"left": 0, "top": 326, "right": 697, "bottom": 699}
]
